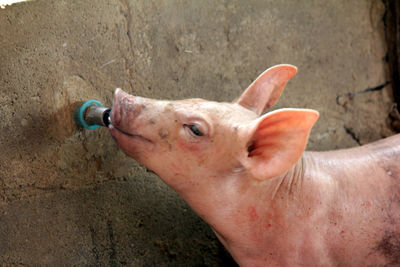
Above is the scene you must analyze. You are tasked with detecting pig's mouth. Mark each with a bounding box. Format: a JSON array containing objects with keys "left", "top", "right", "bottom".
[{"left": 109, "top": 124, "right": 153, "bottom": 144}]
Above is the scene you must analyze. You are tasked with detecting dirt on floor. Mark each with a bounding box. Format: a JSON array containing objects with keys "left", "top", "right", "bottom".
[{"left": 0, "top": 0, "right": 396, "bottom": 265}]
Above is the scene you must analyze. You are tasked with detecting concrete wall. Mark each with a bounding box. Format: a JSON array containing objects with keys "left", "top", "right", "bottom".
[{"left": 0, "top": 0, "right": 395, "bottom": 265}]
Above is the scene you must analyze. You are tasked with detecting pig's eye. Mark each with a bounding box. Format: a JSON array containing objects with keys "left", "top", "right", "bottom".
[{"left": 185, "top": 124, "right": 204, "bottom": 137}]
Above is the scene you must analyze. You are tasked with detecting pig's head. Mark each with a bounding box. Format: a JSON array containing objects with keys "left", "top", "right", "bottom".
[{"left": 109, "top": 64, "right": 318, "bottom": 194}]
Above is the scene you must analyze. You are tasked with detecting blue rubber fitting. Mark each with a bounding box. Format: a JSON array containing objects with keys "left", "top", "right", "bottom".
[{"left": 75, "top": 100, "right": 103, "bottom": 130}]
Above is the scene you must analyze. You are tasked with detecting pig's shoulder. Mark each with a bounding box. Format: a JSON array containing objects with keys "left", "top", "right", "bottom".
[
  {"left": 363, "top": 134, "right": 400, "bottom": 156},
  {"left": 368, "top": 135, "right": 400, "bottom": 265}
]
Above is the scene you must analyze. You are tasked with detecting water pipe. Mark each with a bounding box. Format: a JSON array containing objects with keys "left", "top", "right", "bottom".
[{"left": 73, "top": 100, "right": 111, "bottom": 130}]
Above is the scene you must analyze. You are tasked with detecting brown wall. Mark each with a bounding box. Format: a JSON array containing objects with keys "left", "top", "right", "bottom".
[{"left": 0, "top": 0, "right": 394, "bottom": 265}]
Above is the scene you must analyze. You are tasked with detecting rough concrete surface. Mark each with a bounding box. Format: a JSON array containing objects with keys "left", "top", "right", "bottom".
[{"left": 0, "top": 0, "right": 396, "bottom": 266}]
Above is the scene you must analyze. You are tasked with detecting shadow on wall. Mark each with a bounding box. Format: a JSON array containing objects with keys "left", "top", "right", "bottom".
[{"left": 1, "top": 174, "right": 237, "bottom": 266}]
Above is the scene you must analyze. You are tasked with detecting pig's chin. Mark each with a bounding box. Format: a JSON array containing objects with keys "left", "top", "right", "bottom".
[{"left": 109, "top": 124, "right": 153, "bottom": 149}]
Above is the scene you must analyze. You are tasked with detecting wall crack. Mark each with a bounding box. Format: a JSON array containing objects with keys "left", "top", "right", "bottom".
[
  {"left": 344, "top": 126, "right": 362, "bottom": 145},
  {"left": 336, "top": 81, "right": 391, "bottom": 106}
]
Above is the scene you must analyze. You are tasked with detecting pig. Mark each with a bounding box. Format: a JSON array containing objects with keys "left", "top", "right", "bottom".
[{"left": 109, "top": 64, "right": 400, "bottom": 266}]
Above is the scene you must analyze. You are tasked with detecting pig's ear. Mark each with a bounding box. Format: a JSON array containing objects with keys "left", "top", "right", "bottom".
[
  {"left": 240, "top": 108, "right": 319, "bottom": 180},
  {"left": 235, "top": 64, "right": 297, "bottom": 115}
]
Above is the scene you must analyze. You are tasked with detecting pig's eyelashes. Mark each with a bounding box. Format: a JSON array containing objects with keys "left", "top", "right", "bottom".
[
  {"left": 184, "top": 124, "right": 204, "bottom": 137},
  {"left": 189, "top": 125, "right": 204, "bottom": 136},
  {"left": 181, "top": 118, "right": 211, "bottom": 138}
]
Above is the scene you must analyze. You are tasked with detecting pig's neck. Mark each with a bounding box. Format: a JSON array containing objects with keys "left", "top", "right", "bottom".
[
  {"left": 171, "top": 135, "right": 400, "bottom": 266},
  {"left": 175, "top": 154, "right": 324, "bottom": 258}
]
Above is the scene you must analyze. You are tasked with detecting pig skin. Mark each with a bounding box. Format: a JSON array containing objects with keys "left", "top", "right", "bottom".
[{"left": 109, "top": 64, "right": 400, "bottom": 267}]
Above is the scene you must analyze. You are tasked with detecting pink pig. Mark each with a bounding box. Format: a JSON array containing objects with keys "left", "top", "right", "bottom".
[{"left": 109, "top": 64, "right": 400, "bottom": 266}]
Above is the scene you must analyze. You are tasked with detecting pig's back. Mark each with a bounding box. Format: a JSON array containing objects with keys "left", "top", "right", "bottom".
[{"left": 305, "top": 134, "right": 400, "bottom": 266}]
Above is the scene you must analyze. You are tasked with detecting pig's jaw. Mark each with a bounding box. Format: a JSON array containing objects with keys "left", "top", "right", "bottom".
[
  {"left": 173, "top": 158, "right": 307, "bottom": 243},
  {"left": 109, "top": 124, "right": 155, "bottom": 158},
  {"left": 109, "top": 124, "right": 152, "bottom": 144}
]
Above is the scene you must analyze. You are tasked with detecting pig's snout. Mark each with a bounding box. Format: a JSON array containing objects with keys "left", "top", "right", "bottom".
[
  {"left": 110, "top": 89, "right": 122, "bottom": 127},
  {"left": 110, "top": 88, "right": 141, "bottom": 130}
]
